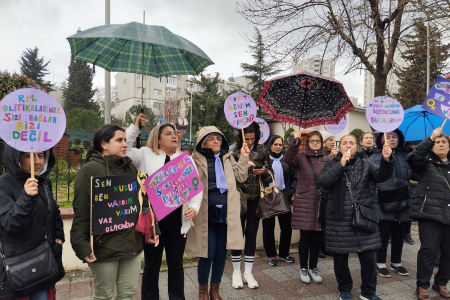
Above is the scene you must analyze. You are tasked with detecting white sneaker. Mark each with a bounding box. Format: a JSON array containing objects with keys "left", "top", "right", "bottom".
[
  {"left": 242, "top": 272, "right": 259, "bottom": 289},
  {"left": 308, "top": 268, "right": 323, "bottom": 283},
  {"left": 232, "top": 271, "right": 243, "bottom": 289},
  {"left": 300, "top": 268, "right": 311, "bottom": 284}
]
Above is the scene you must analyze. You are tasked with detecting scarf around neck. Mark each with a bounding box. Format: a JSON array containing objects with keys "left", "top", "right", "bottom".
[
  {"left": 214, "top": 153, "right": 228, "bottom": 193},
  {"left": 270, "top": 154, "right": 285, "bottom": 190}
]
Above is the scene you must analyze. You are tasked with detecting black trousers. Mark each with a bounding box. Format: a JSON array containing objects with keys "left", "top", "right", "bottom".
[
  {"left": 404, "top": 221, "right": 411, "bottom": 235},
  {"left": 417, "top": 220, "right": 450, "bottom": 289},
  {"left": 333, "top": 250, "right": 377, "bottom": 297},
  {"left": 231, "top": 199, "right": 260, "bottom": 257},
  {"left": 377, "top": 220, "right": 407, "bottom": 264},
  {"left": 142, "top": 230, "right": 186, "bottom": 300},
  {"left": 298, "top": 230, "right": 321, "bottom": 269},
  {"left": 262, "top": 211, "right": 293, "bottom": 258}
]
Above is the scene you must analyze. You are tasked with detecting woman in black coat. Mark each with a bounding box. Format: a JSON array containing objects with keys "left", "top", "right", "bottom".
[
  {"left": 0, "top": 146, "right": 65, "bottom": 300},
  {"left": 359, "top": 132, "right": 376, "bottom": 159},
  {"left": 262, "top": 135, "right": 297, "bottom": 266},
  {"left": 318, "top": 135, "right": 393, "bottom": 300}
]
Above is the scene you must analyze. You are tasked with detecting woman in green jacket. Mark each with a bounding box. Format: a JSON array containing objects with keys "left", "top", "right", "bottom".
[{"left": 71, "top": 124, "right": 155, "bottom": 300}]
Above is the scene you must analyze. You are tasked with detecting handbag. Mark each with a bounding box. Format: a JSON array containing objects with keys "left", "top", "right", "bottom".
[
  {"left": 344, "top": 172, "right": 379, "bottom": 233},
  {"left": 377, "top": 159, "right": 410, "bottom": 211},
  {"left": 256, "top": 170, "right": 291, "bottom": 219},
  {"left": 237, "top": 187, "right": 248, "bottom": 216},
  {"left": 0, "top": 183, "right": 59, "bottom": 291},
  {"left": 306, "top": 156, "right": 328, "bottom": 222}
]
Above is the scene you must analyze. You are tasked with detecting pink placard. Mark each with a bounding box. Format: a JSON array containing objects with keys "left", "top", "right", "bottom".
[
  {"left": 366, "top": 96, "right": 404, "bottom": 133},
  {"left": 324, "top": 116, "right": 347, "bottom": 135},
  {"left": 223, "top": 92, "right": 257, "bottom": 129},
  {"left": 255, "top": 117, "right": 270, "bottom": 144},
  {"left": 144, "top": 152, "right": 204, "bottom": 221},
  {"left": 0, "top": 88, "right": 66, "bottom": 152}
]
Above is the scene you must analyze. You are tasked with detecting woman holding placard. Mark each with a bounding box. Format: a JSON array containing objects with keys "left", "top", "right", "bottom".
[
  {"left": 0, "top": 147, "right": 65, "bottom": 300},
  {"left": 71, "top": 124, "right": 148, "bottom": 300},
  {"left": 124, "top": 116, "right": 202, "bottom": 300},
  {"left": 186, "top": 126, "right": 250, "bottom": 300},
  {"left": 230, "top": 122, "right": 273, "bottom": 289},
  {"left": 318, "top": 135, "right": 393, "bottom": 300}
]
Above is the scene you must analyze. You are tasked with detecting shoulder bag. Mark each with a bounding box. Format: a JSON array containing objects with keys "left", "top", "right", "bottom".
[
  {"left": 377, "top": 156, "right": 410, "bottom": 211},
  {"left": 344, "top": 172, "right": 379, "bottom": 233},
  {"left": 256, "top": 170, "right": 291, "bottom": 219},
  {"left": 306, "top": 156, "right": 328, "bottom": 222}
]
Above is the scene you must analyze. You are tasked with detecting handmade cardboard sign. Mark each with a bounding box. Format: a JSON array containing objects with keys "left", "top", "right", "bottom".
[
  {"left": 223, "top": 92, "right": 257, "bottom": 129},
  {"left": 422, "top": 76, "right": 450, "bottom": 120},
  {"left": 145, "top": 152, "right": 204, "bottom": 221},
  {"left": 325, "top": 116, "right": 347, "bottom": 135},
  {"left": 366, "top": 96, "right": 404, "bottom": 132},
  {"left": 255, "top": 117, "right": 270, "bottom": 144},
  {"left": 91, "top": 175, "right": 139, "bottom": 235},
  {"left": 0, "top": 88, "right": 66, "bottom": 152}
]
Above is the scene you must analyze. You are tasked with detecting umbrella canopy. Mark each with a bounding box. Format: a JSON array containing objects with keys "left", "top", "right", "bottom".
[
  {"left": 398, "top": 105, "right": 450, "bottom": 141},
  {"left": 67, "top": 22, "right": 214, "bottom": 77},
  {"left": 257, "top": 72, "right": 354, "bottom": 128}
]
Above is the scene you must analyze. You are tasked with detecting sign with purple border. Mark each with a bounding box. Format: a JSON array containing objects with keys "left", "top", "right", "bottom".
[
  {"left": 366, "top": 96, "right": 404, "bottom": 132},
  {"left": 255, "top": 117, "right": 270, "bottom": 144},
  {"left": 421, "top": 76, "right": 450, "bottom": 120},
  {"left": 0, "top": 88, "right": 66, "bottom": 152},
  {"left": 223, "top": 92, "right": 257, "bottom": 129},
  {"left": 324, "top": 116, "right": 347, "bottom": 135}
]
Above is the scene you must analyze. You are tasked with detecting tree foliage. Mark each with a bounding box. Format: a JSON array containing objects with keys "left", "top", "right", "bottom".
[
  {"left": 18, "top": 47, "right": 51, "bottom": 86},
  {"left": 66, "top": 108, "right": 104, "bottom": 132},
  {"left": 0, "top": 71, "right": 50, "bottom": 101},
  {"left": 125, "top": 105, "right": 158, "bottom": 131},
  {"left": 394, "top": 21, "right": 450, "bottom": 108},
  {"left": 93, "top": 86, "right": 118, "bottom": 116},
  {"left": 349, "top": 128, "right": 365, "bottom": 146}
]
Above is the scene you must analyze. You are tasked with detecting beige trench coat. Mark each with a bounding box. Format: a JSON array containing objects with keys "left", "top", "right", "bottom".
[{"left": 185, "top": 126, "right": 249, "bottom": 258}]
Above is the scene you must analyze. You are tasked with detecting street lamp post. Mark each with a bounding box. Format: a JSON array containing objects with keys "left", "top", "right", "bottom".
[{"left": 187, "top": 83, "right": 193, "bottom": 141}]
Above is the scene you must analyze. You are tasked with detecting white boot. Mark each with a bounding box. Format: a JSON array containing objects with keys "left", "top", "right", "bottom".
[
  {"left": 232, "top": 271, "right": 243, "bottom": 289},
  {"left": 243, "top": 272, "right": 259, "bottom": 289}
]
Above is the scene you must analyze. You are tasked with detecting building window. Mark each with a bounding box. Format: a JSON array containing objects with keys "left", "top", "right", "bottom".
[
  {"left": 197, "top": 85, "right": 204, "bottom": 92},
  {"left": 123, "top": 79, "right": 127, "bottom": 84},
  {"left": 177, "top": 87, "right": 181, "bottom": 94},
  {"left": 177, "top": 75, "right": 181, "bottom": 82},
  {"left": 153, "top": 89, "right": 162, "bottom": 96},
  {"left": 153, "top": 102, "right": 162, "bottom": 110},
  {"left": 166, "top": 89, "right": 176, "bottom": 97},
  {"left": 137, "top": 87, "right": 145, "bottom": 94},
  {"left": 219, "top": 86, "right": 223, "bottom": 92},
  {"left": 167, "top": 77, "right": 177, "bottom": 85},
  {"left": 154, "top": 77, "right": 162, "bottom": 83},
  {"left": 230, "top": 86, "right": 235, "bottom": 91},
  {"left": 137, "top": 74, "right": 141, "bottom": 80}
]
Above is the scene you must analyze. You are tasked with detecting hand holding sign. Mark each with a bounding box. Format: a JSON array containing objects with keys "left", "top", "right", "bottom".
[
  {"left": 366, "top": 96, "right": 404, "bottom": 145},
  {"left": 430, "top": 128, "right": 443, "bottom": 141},
  {"left": 422, "top": 76, "right": 450, "bottom": 128}
]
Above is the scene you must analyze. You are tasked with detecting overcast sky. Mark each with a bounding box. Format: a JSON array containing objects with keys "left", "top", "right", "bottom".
[{"left": 0, "top": 0, "right": 365, "bottom": 103}]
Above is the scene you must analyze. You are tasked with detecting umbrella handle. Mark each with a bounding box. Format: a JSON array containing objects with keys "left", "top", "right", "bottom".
[{"left": 442, "top": 119, "right": 447, "bottom": 128}]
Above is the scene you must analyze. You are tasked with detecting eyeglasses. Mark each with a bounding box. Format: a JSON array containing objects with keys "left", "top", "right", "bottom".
[{"left": 309, "top": 140, "right": 321, "bottom": 144}]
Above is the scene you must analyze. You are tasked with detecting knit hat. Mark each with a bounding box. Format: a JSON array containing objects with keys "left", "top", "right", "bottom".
[{"left": 319, "top": 130, "right": 334, "bottom": 143}]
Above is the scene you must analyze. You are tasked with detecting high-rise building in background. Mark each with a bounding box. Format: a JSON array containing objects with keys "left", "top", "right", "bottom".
[{"left": 292, "top": 54, "right": 336, "bottom": 78}]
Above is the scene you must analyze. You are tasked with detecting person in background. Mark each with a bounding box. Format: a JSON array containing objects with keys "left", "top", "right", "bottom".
[
  {"left": 186, "top": 126, "right": 250, "bottom": 300},
  {"left": 319, "top": 130, "right": 335, "bottom": 156},
  {"left": 359, "top": 132, "right": 376, "bottom": 159},
  {"left": 262, "top": 135, "right": 297, "bottom": 266},
  {"left": 318, "top": 135, "right": 393, "bottom": 300},
  {"left": 230, "top": 122, "right": 273, "bottom": 289},
  {"left": 407, "top": 128, "right": 450, "bottom": 300}
]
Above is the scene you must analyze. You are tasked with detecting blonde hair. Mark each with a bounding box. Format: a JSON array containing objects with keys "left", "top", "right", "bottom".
[{"left": 146, "top": 123, "right": 177, "bottom": 155}]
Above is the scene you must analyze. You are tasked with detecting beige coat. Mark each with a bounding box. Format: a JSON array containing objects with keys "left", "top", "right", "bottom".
[{"left": 185, "top": 126, "right": 249, "bottom": 258}]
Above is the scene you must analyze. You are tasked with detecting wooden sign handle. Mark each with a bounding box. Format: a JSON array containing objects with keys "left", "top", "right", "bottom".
[
  {"left": 241, "top": 128, "right": 246, "bottom": 145},
  {"left": 384, "top": 132, "right": 387, "bottom": 145},
  {"left": 183, "top": 203, "right": 194, "bottom": 227},
  {"left": 442, "top": 119, "right": 447, "bottom": 128},
  {"left": 30, "top": 152, "right": 35, "bottom": 179}
]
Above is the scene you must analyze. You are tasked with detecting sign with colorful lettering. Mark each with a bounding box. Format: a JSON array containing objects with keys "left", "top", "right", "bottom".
[
  {"left": 255, "top": 117, "right": 270, "bottom": 144},
  {"left": 421, "top": 76, "right": 450, "bottom": 120},
  {"left": 223, "top": 92, "right": 257, "bottom": 129},
  {"left": 366, "top": 96, "right": 404, "bottom": 132},
  {"left": 144, "top": 152, "right": 204, "bottom": 221},
  {"left": 0, "top": 88, "right": 66, "bottom": 152},
  {"left": 91, "top": 175, "right": 139, "bottom": 235},
  {"left": 325, "top": 116, "right": 347, "bottom": 135}
]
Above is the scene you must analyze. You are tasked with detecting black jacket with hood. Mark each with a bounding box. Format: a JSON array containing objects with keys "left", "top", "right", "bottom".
[{"left": 0, "top": 145, "right": 65, "bottom": 299}]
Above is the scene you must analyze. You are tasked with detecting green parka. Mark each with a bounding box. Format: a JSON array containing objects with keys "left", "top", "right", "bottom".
[{"left": 70, "top": 150, "right": 145, "bottom": 262}]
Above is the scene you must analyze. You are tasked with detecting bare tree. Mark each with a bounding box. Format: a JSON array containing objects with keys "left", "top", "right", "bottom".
[
  {"left": 93, "top": 86, "right": 118, "bottom": 116},
  {"left": 158, "top": 93, "right": 186, "bottom": 124},
  {"left": 236, "top": 0, "right": 447, "bottom": 97}
]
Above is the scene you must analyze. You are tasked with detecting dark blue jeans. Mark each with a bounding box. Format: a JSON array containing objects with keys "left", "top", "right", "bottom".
[{"left": 197, "top": 222, "right": 227, "bottom": 286}]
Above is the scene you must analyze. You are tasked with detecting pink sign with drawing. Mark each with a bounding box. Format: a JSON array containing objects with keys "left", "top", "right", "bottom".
[{"left": 144, "top": 152, "right": 204, "bottom": 221}]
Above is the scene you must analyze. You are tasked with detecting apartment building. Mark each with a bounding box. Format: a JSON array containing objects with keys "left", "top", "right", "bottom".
[{"left": 292, "top": 54, "right": 336, "bottom": 78}]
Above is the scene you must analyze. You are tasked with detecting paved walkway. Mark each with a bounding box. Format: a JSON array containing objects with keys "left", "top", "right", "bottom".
[{"left": 56, "top": 230, "right": 448, "bottom": 300}]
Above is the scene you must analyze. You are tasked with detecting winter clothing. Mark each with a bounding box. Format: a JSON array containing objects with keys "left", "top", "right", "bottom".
[
  {"left": 359, "top": 147, "right": 375, "bottom": 160},
  {"left": 319, "top": 130, "right": 334, "bottom": 144},
  {"left": 0, "top": 146, "right": 65, "bottom": 300},
  {"left": 318, "top": 151, "right": 394, "bottom": 254}
]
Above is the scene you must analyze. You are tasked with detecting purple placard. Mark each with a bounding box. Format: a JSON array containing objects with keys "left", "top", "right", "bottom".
[
  {"left": 0, "top": 88, "right": 66, "bottom": 152},
  {"left": 324, "top": 116, "right": 347, "bottom": 135},
  {"left": 366, "top": 96, "right": 404, "bottom": 132},
  {"left": 223, "top": 92, "right": 257, "bottom": 129},
  {"left": 254, "top": 117, "right": 270, "bottom": 144},
  {"left": 144, "top": 152, "right": 204, "bottom": 221},
  {"left": 421, "top": 76, "right": 450, "bottom": 119}
]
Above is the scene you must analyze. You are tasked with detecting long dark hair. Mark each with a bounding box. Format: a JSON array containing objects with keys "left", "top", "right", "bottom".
[{"left": 92, "top": 124, "right": 125, "bottom": 152}]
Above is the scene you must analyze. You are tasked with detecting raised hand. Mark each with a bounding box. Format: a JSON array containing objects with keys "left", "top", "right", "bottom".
[
  {"left": 430, "top": 128, "right": 443, "bottom": 141},
  {"left": 382, "top": 143, "right": 393, "bottom": 161},
  {"left": 134, "top": 113, "right": 146, "bottom": 129}
]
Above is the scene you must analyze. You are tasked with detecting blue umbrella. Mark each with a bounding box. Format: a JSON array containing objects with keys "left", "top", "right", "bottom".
[{"left": 398, "top": 105, "right": 450, "bottom": 141}]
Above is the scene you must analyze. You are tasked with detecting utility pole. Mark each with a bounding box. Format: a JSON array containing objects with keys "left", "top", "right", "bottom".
[{"left": 104, "top": 0, "right": 111, "bottom": 124}]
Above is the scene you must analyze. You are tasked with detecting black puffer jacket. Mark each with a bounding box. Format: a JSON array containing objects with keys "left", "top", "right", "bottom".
[
  {"left": 359, "top": 147, "right": 375, "bottom": 159},
  {"left": 407, "top": 138, "right": 450, "bottom": 224},
  {"left": 318, "top": 152, "right": 394, "bottom": 254},
  {"left": 370, "top": 130, "right": 413, "bottom": 222},
  {"left": 231, "top": 122, "right": 273, "bottom": 201},
  {"left": 0, "top": 146, "right": 65, "bottom": 299}
]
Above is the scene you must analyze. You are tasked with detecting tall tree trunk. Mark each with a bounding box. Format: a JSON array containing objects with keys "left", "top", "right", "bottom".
[{"left": 374, "top": 74, "right": 387, "bottom": 97}]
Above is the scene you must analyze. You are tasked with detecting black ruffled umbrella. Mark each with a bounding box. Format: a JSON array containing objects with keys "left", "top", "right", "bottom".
[{"left": 257, "top": 72, "right": 354, "bottom": 128}]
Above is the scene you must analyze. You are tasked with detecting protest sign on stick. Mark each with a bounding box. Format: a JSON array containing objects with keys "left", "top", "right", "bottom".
[
  {"left": 366, "top": 96, "right": 404, "bottom": 144},
  {"left": 325, "top": 116, "right": 347, "bottom": 147},
  {"left": 254, "top": 117, "right": 270, "bottom": 144},
  {"left": 421, "top": 76, "right": 450, "bottom": 128},
  {"left": 223, "top": 92, "right": 257, "bottom": 141}
]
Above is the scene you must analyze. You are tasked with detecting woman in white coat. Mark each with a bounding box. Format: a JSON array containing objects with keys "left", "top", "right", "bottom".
[{"left": 125, "top": 114, "right": 202, "bottom": 300}]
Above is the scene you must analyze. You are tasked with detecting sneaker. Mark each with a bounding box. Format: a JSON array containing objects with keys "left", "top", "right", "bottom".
[
  {"left": 404, "top": 234, "right": 415, "bottom": 245},
  {"left": 268, "top": 257, "right": 278, "bottom": 266},
  {"left": 360, "top": 295, "right": 382, "bottom": 300},
  {"left": 242, "top": 272, "right": 259, "bottom": 289},
  {"left": 340, "top": 292, "right": 352, "bottom": 300},
  {"left": 318, "top": 249, "right": 326, "bottom": 258},
  {"left": 278, "top": 255, "right": 295, "bottom": 263},
  {"left": 232, "top": 271, "right": 243, "bottom": 289},
  {"left": 308, "top": 268, "right": 323, "bottom": 283},
  {"left": 390, "top": 264, "right": 409, "bottom": 276},
  {"left": 377, "top": 266, "right": 391, "bottom": 278},
  {"left": 300, "top": 268, "right": 310, "bottom": 284}
]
